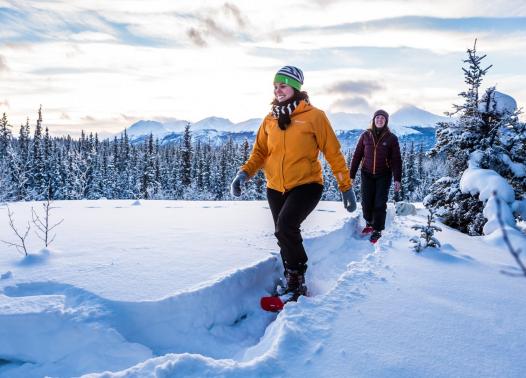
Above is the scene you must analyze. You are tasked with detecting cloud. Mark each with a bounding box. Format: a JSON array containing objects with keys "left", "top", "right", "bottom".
[
  {"left": 60, "top": 112, "right": 70, "bottom": 120},
  {"left": 0, "top": 99, "right": 10, "bottom": 108},
  {"left": 0, "top": 55, "right": 8, "bottom": 72},
  {"left": 81, "top": 115, "right": 96, "bottom": 122},
  {"left": 30, "top": 67, "right": 119, "bottom": 75},
  {"left": 331, "top": 96, "right": 374, "bottom": 113},
  {"left": 120, "top": 113, "right": 137, "bottom": 122},
  {"left": 283, "top": 16, "right": 526, "bottom": 35},
  {"left": 187, "top": 28, "right": 207, "bottom": 47},
  {"left": 223, "top": 3, "right": 246, "bottom": 28},
  {"left": 185, "top": 3, "right": 252, "bottom": 47},
  {"left": 0, "top": 3, "right": 174, "bottom": 47},
  {"left": 326, "top": 80, "right": 384, "bottom": 96}
]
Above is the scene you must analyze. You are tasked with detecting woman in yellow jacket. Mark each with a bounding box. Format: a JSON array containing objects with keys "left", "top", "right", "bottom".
[{"left": 230, "top": 66, "right": 356, "bottom": 302}]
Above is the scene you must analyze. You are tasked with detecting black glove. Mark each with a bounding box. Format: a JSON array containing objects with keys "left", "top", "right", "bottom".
[
  {"left": 342, "top": 188, "right": 357, "bottom": 212},
  {"left": 230, "top": 171, "right": 248, "bottom": 197}
]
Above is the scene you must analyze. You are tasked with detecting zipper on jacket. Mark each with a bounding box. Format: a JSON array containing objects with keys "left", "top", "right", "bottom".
[
  {"left": 372, "top": 131, "right": 387, "bottom": 175},
  {"left": 281, "top": 128, "right": 286, "bottom": 193}
]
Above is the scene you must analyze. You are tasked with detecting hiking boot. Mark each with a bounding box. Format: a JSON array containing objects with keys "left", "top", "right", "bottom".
[
  {"left": 370, "top": 230, "right": 382, "bottom": 244},
  {"left": 281, "top": 268, "right": 307, "bottom": 302}
]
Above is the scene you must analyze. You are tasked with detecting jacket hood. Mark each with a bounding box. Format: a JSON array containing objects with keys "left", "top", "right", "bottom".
[{"left": 291, "top": 100, "right": 312, "bottom": 116}]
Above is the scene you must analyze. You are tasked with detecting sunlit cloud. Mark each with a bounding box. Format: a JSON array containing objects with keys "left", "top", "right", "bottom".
[
  {"left": 325, "top": 80, "right": 384, "bottom": 96},
  {"left": 1, "top": 1, "right": 525, "bottom": 135},
  {"left": 284, "top": 16, "right": 526, "bottom": 35},
  {"left": 0, "top": 55, "right": 8, "bottom": 72},
  {"left": 330, "top": 96, "right": 375, "bottom": 114}
]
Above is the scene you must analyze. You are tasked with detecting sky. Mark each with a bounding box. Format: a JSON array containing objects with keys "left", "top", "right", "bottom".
[{"left": 1, "top": 0, "right": 526, "bottom": 138}]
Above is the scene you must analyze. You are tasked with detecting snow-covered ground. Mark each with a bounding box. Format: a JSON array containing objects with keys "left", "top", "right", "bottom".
[{"left": 0, "top": 200, "right": 525, "bottom": 377}]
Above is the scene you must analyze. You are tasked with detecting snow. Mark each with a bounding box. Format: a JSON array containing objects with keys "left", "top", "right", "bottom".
[
  {"left": 478, "top": 90, "right": 517, "bottom": 114},
  {"left": 1, "top": 200, "right": 525, "bottom": 377},
  {"left": 460, "top": 151, "right": 517, "bottom": 234},
  {"left": 500, "top": 154, "right": 526, "bottom": 178}
]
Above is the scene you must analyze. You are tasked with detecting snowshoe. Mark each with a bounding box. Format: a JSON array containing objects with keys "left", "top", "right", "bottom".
[
  {"left": 260, "top": 268, "right": 307, "bottom": 312},
  {"left": 361, "top": 224, "right": 374, "bottom": 236}
]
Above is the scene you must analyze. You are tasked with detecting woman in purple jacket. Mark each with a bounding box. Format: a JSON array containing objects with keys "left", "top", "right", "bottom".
[{"left": 349, "top": 109, "right": 402, "bottom": 243}]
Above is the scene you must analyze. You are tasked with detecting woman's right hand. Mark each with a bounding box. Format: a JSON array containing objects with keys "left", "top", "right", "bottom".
[
  {"left": 230, "top": 171, "right": 248, "bottom": 197},
  {"left": 342, "top": 188, "right": 357, "bottom": 212}
]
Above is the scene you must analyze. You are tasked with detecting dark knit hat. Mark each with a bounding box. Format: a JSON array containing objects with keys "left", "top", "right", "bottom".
[
  {"left": 373, "top": 109, "right": 389, "bottom": 122},
  {"left": 274, "top": 66, "right": 304, "bottom": 91}
]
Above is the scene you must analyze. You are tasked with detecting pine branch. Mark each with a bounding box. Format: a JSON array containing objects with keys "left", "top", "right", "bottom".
[{"left": 494, "top": 193, "right": 526, "bottom": 277}]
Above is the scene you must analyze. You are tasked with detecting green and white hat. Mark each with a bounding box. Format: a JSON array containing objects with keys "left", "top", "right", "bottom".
[{"left": 274, "top": 66, "right": 304, "bottom": 91}]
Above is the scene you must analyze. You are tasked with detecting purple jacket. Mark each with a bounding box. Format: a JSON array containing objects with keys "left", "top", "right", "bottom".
[{"left": 349, "top": 128, "right": 402, "bottom": 182}]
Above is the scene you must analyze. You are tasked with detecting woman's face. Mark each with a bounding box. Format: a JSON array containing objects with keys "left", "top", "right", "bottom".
[
  {"left": 274, "top": 83, "right": 295, "bottom": 103},
  {"left": 374, "top": 115, "right": 387, "bottom": 128}
]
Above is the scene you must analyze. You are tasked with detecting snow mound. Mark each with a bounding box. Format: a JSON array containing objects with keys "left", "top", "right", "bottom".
[
  {"left": 478, "top": 90, "right": 517, "bottom": 114},
  {"left": 460, "top": 151, "right": 516, "bottom": 234}
]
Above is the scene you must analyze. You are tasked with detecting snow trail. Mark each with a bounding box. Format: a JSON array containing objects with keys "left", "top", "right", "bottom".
[
  {"left": 82, "top": 212, "right": 391, "bottom": 377},
  {"left": 0, "top": 211, "right": 378, "bottom": 377}
]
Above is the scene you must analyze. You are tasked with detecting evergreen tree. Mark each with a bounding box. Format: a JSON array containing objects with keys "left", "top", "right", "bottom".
[
  {"left": 425, "top": 41, "right": 525, "bottom": 234},
  {"left": 181, "top": 123, "right": 192, "bottom": 188},
  {"left": 0, "top": 112, "right": 12, "bottom": 160},
  {"left": 404, "top": 142, "right": 417, "bottom": 200},
  {"left": 0, "top": 113, "right": 13, "bottom": 201},
  {"left": 139, "top": 134, "right": 160, "bottom": 199},
  {"left": 31, "top": 106, "right": 47, "bottom": 199}
]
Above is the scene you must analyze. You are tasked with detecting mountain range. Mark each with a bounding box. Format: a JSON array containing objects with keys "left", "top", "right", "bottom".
[{"left": 125, "top": 105, "right": 451, "bottom": 150}]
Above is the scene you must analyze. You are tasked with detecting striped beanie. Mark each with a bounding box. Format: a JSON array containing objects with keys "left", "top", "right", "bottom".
[{"left": 274, "top": 66, "right": 304, "bottom": 91}]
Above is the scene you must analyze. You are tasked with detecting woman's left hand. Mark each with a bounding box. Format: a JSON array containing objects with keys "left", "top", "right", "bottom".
[{"left": 394, "top": 181, "right": 401, "bottom": 192}]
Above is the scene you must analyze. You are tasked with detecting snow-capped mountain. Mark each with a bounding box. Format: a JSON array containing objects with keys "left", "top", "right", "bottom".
[
  {"left": 191, "top": 117, "right": 235, "bottom": 132},
  {"left": 390, "top": 105, "right": 450, "bottom": 127},
  {"left": 123, "top": 105, "right": 447, "bottom": 149},
  {"left": 126, "top": 120, "right": 167, "bottom": 138},
  {"left": 126, "top": 119, "right": 190, "bottom": 138}
]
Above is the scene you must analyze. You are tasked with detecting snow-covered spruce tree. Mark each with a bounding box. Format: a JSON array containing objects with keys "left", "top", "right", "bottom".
[
  {"left": 8, "top": 119, "right": 31, "bottom": 201},
  {"left": 476, "top": 87, "right": 526, "bottom": 221},
  {"left": 180, "top": 122, "right": 192, "bottom": 189},
  {"left": 321, "top": 157, "right": 340, "bottom": 201},
  {"left": 402, "top": 142, "right": 418, "bottom": 201},
  {"left": 139, "top": 134, "right": 160, "bottom": 199},
  {"left": 0, "top": 113, "right": 13, "bottom": 201},
  {"left": 0, "top": 112, "right": 12, "bottom": 160},
  {"left": 460, "top": 88, "right": 526, "bottom": 234},
  {"left": 410, "top": 209, "right": 442, "bottom": 253},
  {"left": 427, "top": 40, "right": 526, "bottom": 235},
  {"left": 425, "top": 40, "right": 492, "bottom": 235},
  {"left": 31, "top": 106, "right": 47, "bottom": 200}
]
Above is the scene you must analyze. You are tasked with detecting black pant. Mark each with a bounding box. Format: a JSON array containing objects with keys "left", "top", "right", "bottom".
[
  {"left": 267, "top": 183, "right": 324, "bottom": 272},
  {"left": 360, "top": 170, "right": 392, "bottom": 231}
]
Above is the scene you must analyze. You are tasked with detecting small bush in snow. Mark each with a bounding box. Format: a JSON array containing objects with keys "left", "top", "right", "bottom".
[
  {"left": 410, "top": 209, "right": 442, "bottom": 253},
  {"left": 1, "top": 205, "right": 31, "bottom": 256},
  {"left": 31, "top": 196, "right": 64, "bottom": 248}
]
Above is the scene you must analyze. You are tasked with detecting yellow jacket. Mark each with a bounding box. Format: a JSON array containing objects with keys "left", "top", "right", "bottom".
[{"left": 242, "top": 101, "right": 351, "bottom": 193}]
